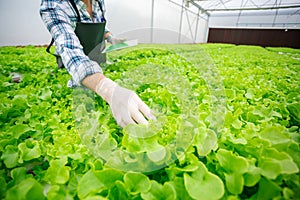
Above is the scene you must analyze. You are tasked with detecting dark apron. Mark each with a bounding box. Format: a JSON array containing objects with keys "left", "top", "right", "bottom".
[{"left": 46, "top": 0, "right": 106, "bottom": 68}]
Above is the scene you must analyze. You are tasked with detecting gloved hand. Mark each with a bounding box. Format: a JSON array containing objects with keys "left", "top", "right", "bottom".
[
  {"left": 96, "top": 78, "right": 155, "bottom": 128},
  {"left": 107, "top": 35, "right": 126, "bottom": 45}
]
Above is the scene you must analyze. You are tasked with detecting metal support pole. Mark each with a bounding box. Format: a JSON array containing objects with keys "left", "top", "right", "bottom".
[
  {"left": 204, "top": 14, "right": 209, "bottom": 43},
  {"left": 272, "top": 0, "right": 280, "bottom": 27},
  {"left": 178, "top": 0, "right": 185, "bottom": 43},
  {"left": 236, "top": 0, "right": 245, "bottom": 27},
  {"left": 185, "top": 9, "right": 195, "bottom": 42},
  {"left": 151, "top": 0, "right": 155, "bottom": 43},
  {"left": 194, "top": 8, "right": 200, "bottom": 43}
]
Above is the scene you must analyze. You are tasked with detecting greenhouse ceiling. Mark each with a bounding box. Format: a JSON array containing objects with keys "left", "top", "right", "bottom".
[{"left": 186, "top": 0, "right": 300, "bottom": 14}]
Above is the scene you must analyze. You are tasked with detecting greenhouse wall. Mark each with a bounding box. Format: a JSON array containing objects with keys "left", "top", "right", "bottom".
[
  {"left": 0, "top": 0, "right": 208, "bottom": 46},
  {"left": 2, "top": 0, "right": 298, "bottom": 46},
  {"left": 209, "top": 9, "right": 300, "bottom": 29},
  {"left": 206, "top": 8, "right": 300, "bottom": 48},
  {"left": 107, "top": 0, "right": 208, "bottom": 44},
  {"left": 207, "top": 28, "right": 300, "bottom": 48}
]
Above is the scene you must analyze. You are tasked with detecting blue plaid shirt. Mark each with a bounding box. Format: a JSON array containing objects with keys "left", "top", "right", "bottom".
[{"left": 40, "top": 0, "right": 107, "bottom": 87}]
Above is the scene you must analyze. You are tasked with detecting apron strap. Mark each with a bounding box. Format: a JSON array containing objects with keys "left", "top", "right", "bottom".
[
  {"left": 46, "top": 38, "right": 57, "bottom": 56},
  {"left": 97, "top": 0, "right": 106, "bottom": 22},
  {"left": 45, "top": 0, "right": 89, "bottom": 56},
  {"left": 70, "top": 0, "right": 81, "bottom": 22}
]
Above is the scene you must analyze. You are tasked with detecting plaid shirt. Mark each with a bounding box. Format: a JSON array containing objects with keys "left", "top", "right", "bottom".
[{"left": 40, "top": 0, "right": 107, "bottom": 87}]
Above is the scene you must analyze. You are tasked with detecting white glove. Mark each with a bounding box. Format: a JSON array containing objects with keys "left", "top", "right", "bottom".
[
  {"left": 96, "top": 78, "right": 155, "bottom": 128},
  {"left": 107, "top": 36, "right": 126, "bottom": 45}
]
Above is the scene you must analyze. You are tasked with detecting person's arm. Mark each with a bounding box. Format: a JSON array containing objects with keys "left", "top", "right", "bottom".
[
  {"left": 40, "top": 0, "right": 102, "bottom": 87},
  {"left": 40, "top": 0, "right": 155, "bottom": 127}
]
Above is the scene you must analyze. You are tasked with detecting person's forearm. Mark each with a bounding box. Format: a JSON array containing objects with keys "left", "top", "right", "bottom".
[{"left": 82, "top": 72, "right": 106, "bottom": 91}]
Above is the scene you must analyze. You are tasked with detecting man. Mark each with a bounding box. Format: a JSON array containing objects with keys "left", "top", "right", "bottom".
[{"left": 40, "top": 0, "right": 155, "bottom": 127}]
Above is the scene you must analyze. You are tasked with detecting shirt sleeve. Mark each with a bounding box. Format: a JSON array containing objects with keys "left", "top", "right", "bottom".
[{"left": 40, "top": 0, "right": 103, "bottom": 87}]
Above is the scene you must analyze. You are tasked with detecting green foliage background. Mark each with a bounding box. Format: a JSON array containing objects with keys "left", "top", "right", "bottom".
[{"left": 0, "top": 44, "right": 299, "bottom": 199}]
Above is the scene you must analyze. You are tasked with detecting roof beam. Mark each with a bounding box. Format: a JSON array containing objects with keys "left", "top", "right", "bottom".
[
  {"left": 205, "top": 4, "right": 300, "bottom": 12},
  {"left": 168, "top": 0, "right": 210, "bottom": 17},
  {"left": 188, "top": 0, "right": 210, "bottom": 15}
]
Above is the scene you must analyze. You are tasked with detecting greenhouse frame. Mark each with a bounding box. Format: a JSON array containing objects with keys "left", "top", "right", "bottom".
[{"left": 114, "top": 0, "right": 300, "bottom": 47}]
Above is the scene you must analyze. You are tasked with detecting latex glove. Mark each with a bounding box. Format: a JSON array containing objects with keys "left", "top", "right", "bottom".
[
  {"left": 107, "top": 36, "right": 126, "bottom": 45},
  {"left": 96, "top": 78, "right": 155, "bottom": 128}
]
